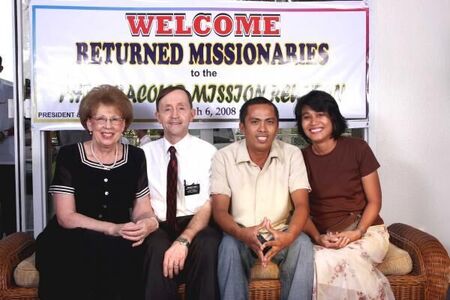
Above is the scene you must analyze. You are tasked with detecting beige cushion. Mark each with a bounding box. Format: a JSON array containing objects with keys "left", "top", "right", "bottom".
[
  {"left": 12, "top": 243, "right": 412, "bottom": 286},
  {"left": 250, "top": 242, "right": 413, "bottom": 280},
  {"left": 16, "top": 251, "right": 280, "bottom": 284},
  {"left": 14, "top": 253, "right": 39, "bottom": 288},
  {"left": 377, "top": 243, "right": 413, "bottom": 275},
  {"left": 250, "top": 261, "right": 279, "bottom": 280}
]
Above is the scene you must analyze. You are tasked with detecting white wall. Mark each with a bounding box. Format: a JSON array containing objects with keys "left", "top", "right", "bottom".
[{"left": 370, "top": 0, "right": 450, "bottom": 253}]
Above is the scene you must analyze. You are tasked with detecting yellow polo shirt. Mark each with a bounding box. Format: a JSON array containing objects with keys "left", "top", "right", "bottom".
[{"left": 211, "top": 139, "right": 310, "bottom": 231}]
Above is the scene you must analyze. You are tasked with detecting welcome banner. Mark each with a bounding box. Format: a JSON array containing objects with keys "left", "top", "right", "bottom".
[{"left": 31, "top": 0, "right": 368, "bottom": 128}]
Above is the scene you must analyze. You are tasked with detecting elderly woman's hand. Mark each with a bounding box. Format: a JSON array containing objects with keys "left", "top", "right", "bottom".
[
  {"left": 105, "top": 223, "right": 126, "bottom": 237},
  {"left": 120, "top": 218, "right": 158, "bottom": 247}
]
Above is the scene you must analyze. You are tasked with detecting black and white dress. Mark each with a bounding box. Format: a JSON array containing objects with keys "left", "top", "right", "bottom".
[{"left": 36, "top": 143, "right": 149, "bottom": 300}]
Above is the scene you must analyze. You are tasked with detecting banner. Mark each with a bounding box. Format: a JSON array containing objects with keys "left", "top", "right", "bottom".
[{"left": 31, "top": 0, "right": 368, "bottom": 128}]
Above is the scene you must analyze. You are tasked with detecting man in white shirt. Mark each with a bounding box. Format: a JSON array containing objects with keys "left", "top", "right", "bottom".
[
  {"left": 141, "top": 86, "right": 221, "bottom": 300},
  {"left": 135, "top": 129, "right": 151, "bottom": 146}
]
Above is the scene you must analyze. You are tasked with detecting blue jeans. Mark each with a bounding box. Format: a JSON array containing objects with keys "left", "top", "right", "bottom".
[{"left": 218, "top": 233, "right": 314, "bottom": 300}]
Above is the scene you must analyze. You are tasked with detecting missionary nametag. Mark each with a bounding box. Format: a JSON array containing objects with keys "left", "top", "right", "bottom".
[{"left": 184, "top": 180, "right": 200, "bottom": 196}]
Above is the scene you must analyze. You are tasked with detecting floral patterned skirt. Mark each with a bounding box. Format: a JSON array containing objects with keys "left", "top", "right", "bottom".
[{"left": 313, "top": 225, "right": 395, "bottom": 300}]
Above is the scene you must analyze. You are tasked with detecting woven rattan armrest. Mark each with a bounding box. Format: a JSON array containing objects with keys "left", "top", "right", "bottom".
[
  {"left": 0, "top": 232, "right": 38, "bottom": 300},
  {"left": 388, "top": 223, "right": 450, "bottom": 300}
]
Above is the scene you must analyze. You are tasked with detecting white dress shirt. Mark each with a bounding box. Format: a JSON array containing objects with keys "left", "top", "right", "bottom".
[
  {"left": 139, "top": 135, "right": 151, "bottom": 147},
  {"left": 141, "top": 134, "right": 217, "bottom": 221}
]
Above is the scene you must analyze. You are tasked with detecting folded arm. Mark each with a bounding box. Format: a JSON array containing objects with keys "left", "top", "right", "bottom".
[
  {"left": 55, "top": 192, "right": 158, "bottom": 247},
  {"left": 54, "top": 192, "right": 123, "bottom": 235}
]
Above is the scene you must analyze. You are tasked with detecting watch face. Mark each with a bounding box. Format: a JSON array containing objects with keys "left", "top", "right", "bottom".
[{"left": 176, "top": 237, "right": 190, "bottom": 247}]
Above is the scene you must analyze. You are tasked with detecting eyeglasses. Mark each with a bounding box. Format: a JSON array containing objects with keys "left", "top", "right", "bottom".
[{"left": 91, "top": 116, "right": 124, "bottom": 126}]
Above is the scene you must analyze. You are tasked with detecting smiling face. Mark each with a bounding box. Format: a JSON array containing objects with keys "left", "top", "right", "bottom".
[
  {"left": 156, "top": 89, "right": 195, "bottom": 144},
  {"left": 300, "top": 105, "right": 334, "bottom": 144},
  {"left": 86, "top": 103, "right": 125, "bottom": 148},
  {"left": 240, "top": 103, "right": 278, "bottom": 155}
]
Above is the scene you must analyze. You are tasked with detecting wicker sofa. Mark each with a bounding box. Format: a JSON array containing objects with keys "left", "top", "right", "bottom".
[{"left": 1, "top": 223, "right": 449, "bottom": 300}]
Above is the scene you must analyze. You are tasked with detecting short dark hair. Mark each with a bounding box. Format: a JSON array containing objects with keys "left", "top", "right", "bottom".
[
  {"left": 78, "top": 85, "right": 133, "bottom": 131},
  {"left": 294, "top": 90, "right": 347, "bottom": 143},
  {"left": 155, "top": 85, "right": 192, "bottom": 111},
  {"left": 239, "top": 97, "right": 279, "bottom": 124}
]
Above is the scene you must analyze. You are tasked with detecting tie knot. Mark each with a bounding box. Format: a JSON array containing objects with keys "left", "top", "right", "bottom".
[{"left": 168, "top": 146, "right": 176, "bottom": 155}]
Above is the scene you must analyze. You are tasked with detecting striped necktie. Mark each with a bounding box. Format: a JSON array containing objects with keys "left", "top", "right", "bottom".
[{"left": 166, "top": 146, "right": 178, "bottom": 231}]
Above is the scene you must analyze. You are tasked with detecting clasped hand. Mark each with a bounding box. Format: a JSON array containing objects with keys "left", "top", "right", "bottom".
[
  {"left": 239, "top": 218, "right": 295, "bottom": 267},
  {"left": 317, "top": 229, "right": 362, "bottom": 249},
  {"left": 109, "top": 218, "right": 158, "bottom": 247}
]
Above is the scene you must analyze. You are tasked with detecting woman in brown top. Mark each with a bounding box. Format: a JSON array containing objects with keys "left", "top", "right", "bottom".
[{"left": 295, "top": 90, "right": 394, "bottom": 300}]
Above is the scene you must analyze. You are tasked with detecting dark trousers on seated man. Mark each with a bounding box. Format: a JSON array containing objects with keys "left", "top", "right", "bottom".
[{"left": 143, "top": 215, "right": 222, "bottom": 300}]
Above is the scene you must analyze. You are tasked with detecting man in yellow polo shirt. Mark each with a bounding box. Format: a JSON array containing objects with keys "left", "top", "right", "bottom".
[{"left": 211, "top": 97, "right": 313, "bottom": 300}]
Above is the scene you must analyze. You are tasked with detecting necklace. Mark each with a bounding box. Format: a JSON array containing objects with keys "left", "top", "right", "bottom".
[{"left": 90, "top": 142, "right": 118, "bottom": 170}]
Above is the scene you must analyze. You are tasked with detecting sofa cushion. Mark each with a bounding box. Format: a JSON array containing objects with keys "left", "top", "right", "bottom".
[
  {"left": 250, "top": 260, "right": 279, "bottom": 280},
  {"left": 377, "top": 243, "right": 413, "bottom": 275},
  {"left": 13, "top": 253, "right": 39, "bottom": 288},
  {"left": 14, "top": 242, "right": 412, "bottom": 287},
  {"left": 250, "top": 243, "right": 413, "bottom": 280}
]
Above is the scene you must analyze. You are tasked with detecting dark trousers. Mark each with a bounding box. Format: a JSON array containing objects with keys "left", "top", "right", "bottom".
[
  {"left": 0, "top": 165, "right": 16, "bottom": 236},
  {"left": 143, "top": 215, "right": 222, "bottom": 300}
]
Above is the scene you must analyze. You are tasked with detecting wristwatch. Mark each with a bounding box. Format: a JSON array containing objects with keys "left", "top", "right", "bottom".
[{"left": 175, "top": 236, "right": 190, "bottom": 248}]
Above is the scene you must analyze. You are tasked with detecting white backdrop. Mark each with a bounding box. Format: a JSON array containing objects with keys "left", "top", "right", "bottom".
[{"left": 31, "top": 0, "right": 368, "bottom": 128}]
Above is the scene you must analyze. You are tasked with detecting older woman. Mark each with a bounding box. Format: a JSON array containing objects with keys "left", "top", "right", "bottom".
[
  {"left": 295, "top": 90, "right": 394, "bottom": 299},
  {"left": 36, "top": 85, "right": 158, "bottom": 300}
]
